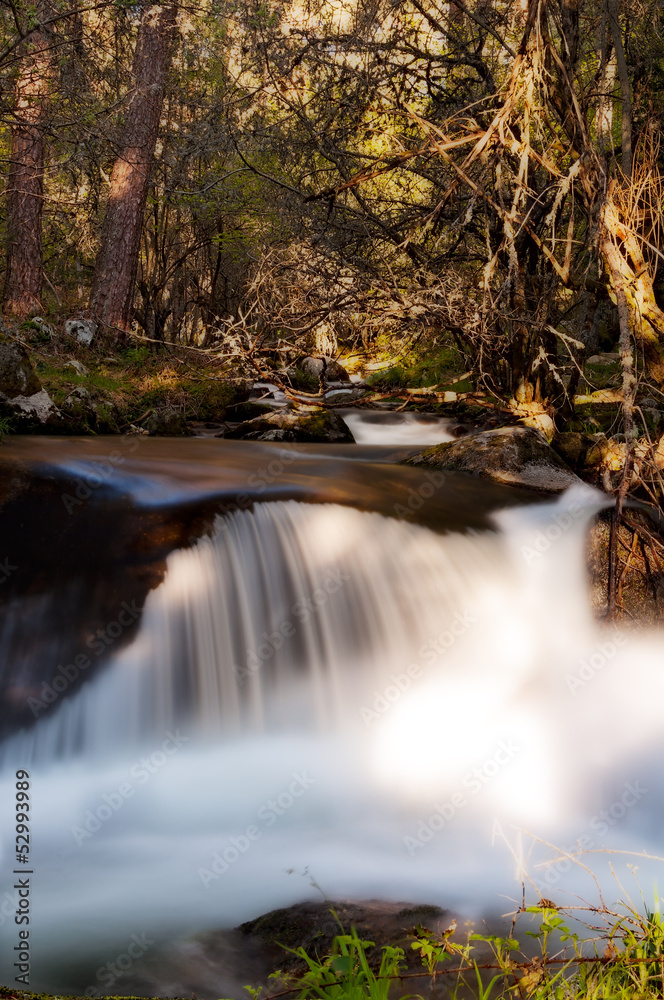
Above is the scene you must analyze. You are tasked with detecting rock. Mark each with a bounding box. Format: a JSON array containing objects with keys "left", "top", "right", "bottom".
[
  {"left": 64, "top": 318, "right": 97, "bottom": 346},
  {"left": 225, "top": 406, "right": 354, "bottom": 443},
  {"left": 145, "top": 405, "right": 190, "bottom": 436},
  {"left": 187, "top": 378, "right": 253, "bottom": 421},
  {"left": 0, "top": 333, "right": 41, "bottom": 398},
  {"left": 300, "top": 356, "right": 351, "bottom": 383},
  {"left": 0, "top": 332, "right": 59, "bottom": 426},
  {"left": 26, "top": 316, "right": 56, "bottom": 340},
  {"left": 407, "top": 426, "right": 581, "bottom": 492},
  {"left": 224, "top": 401, "right": 278, "bottom": 422},
  {"left": 64, "top": 359, "right": 88, "bottom": 376},
  {"left": 61, "top": 385, "right": 120, "bottom": 433},
  {"left": 2, "top": 388, "right": 58, "bottom": 425},
  {"left": 552, "top": 431, "right": 609, "bottom": 474},
  {"left": 239, "top": 899, "right": 450, "bottom": 975}
]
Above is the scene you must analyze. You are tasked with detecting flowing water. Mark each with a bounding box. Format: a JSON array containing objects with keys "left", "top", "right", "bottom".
[{"left": 1, "top": 427, "right": 663, "bottom": 995}]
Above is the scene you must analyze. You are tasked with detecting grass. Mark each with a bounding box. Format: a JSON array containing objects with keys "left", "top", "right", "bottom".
[
  {"left": 22, "top": 334, "right": 251, "bottom": 430},
  {"left": 229, "top": 898, "right": 664, "bottom": 1000}
]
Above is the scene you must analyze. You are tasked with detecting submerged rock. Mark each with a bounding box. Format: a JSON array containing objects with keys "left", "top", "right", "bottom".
[
  {"left": 407, "top": 425, "right": 580, "bottom": 492},
  {"left": 225, "top": 406, "right": 354, "bottom": 442}
]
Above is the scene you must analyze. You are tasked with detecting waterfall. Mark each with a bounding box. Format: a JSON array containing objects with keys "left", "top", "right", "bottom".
[{"left": 2, "top": 488, "right": 664, "bottom": 994}]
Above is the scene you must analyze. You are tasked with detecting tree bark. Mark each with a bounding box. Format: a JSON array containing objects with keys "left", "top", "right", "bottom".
[
  {"left": 3, "top": 22, "right": 54, "bottom": 318},
  {"left": 606, "top": 0, "right": 632, "bottom": 178},
  {"left": 601, "top": 190, "right": 664, "bottom": 384},
  {"left": 90, "top": 3, "right": 178, "bottom": 338}
]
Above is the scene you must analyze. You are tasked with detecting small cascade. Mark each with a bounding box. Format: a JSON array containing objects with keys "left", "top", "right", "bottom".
[
  {"left": 2, "top": 486, "right": 664, "bottom": 995},
  {"left": 3, "top": 500, "right": 511, "bottom": 760}
]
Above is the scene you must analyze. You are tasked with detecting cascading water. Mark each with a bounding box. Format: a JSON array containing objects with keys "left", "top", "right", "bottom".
[{"left": 2, "top": 463, "right": 664, "bottom": 996}]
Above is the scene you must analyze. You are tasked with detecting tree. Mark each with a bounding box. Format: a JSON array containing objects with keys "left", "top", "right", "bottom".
[
  {"left": 3, "top": 7, "right": 55, "bottom": 317},
  {"left": 90, "top": 2, "right": 179, "bottom": 338}
]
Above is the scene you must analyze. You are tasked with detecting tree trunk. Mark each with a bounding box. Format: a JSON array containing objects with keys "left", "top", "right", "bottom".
[
  {"left": 3, "top": 24, "right": 54, "bottom": 318},
  {"left": 90, "top": 3, "right": 178, "bottom": 338},
  {"left": 601, "top": 190, "right": 664, "bottom": 383},
  {"left": 606, "top": 0, "right": 632, "bottom": 178}
]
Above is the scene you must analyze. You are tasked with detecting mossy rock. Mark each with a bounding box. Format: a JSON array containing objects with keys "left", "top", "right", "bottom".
[
  {"left": 0, "top": 331, "right": 42, "bottom": 398},
  {"left": 183, "top": 378, "right": 252, "bottom": 421},
  {"left": 226, "top": 405, "right": 354, "bottom": 442},
  {"left": 406, "top": 426, "right": 580, "bottom": 492},
  {"left": 145, "top": 405, "right": 191, "bottom": 436},
  {"left": 60, "top": 386, "right": 121, "bottom": 434}
]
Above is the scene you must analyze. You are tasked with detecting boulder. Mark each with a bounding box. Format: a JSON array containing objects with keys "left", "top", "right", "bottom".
[
  {"left": 0, "top": 332, "right": 58, "bottom": 426},
  {"left": 0, "top": 333, "right": 41, "bottom": 398},
  {"left": 225, "top": 406, "right": 354, "bottom": 443},
  {"left": 300, "top": 356, "right": 351, "bottom": 383},
  {"left": 64, "top": 318, "right": 97, "bottom": 346},
  {"left": 2, "top": 388, "right": 58, "bottom": 425},
  {"left": 407, "top": 426, "right": 581, "bottom": 492},
  {"left": 145, "top": 405, "right": 190, "bottom": 436},
  {"left": 61, "top": 385, "right": 121, "bottom": 434}
]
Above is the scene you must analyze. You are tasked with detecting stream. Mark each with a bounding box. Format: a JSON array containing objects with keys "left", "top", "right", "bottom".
[{"left": 1, "top": 418, "right": 663, "bottom": 996}]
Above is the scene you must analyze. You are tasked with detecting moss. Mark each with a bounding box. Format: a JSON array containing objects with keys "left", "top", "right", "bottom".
[
  {"left": 366, "top": 344, "right": 468, "bottom": 391},
  {"left": 289, "top": 366, "right": 319, "bottom": 392}
]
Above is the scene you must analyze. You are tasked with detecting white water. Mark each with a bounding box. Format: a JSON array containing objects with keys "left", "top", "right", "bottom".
[
  {"left": 337, "top": 410, "right": 457, "bottom": 446},
  {"left": 2, "top": 490, "right": 664, "bottom": 993}
]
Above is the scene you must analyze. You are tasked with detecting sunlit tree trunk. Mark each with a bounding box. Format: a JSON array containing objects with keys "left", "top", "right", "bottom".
[
  {"left": 3, "top": 23, "right": 54, "bottom": 318},
  {"left": 91, "top": 3, "right": 178, "bottom": 338}
]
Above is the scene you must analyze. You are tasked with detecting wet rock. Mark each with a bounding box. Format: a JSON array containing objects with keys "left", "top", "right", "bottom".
[
  {"left": 225, "top": 406, "right": 354, "bottom": 443},
  {"left": 300, "top": 356, "right": 352, "bottom": 384},
  {"left": 239, "top": 899, "right": 450, "bottom": 974},
  {"left": 407, "top": 426, "right": 581, "bottom": 492},
  {"left": 64, "top": 318, "right": 97, "bottom": 346},
  {"left": 145, "top": 405, "right": 191, "bottom": 436}
]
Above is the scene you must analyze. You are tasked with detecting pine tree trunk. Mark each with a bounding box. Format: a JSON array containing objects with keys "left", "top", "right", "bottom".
[
  {"left": 91, "top": 3, "right": 178, "bottom": 338},
  {"left": 3, "top": 25, "right": 53, "bottom": 318}
]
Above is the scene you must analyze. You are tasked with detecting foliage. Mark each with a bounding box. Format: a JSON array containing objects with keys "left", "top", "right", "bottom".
[{"left": 221, "top": 899, "right": 664, "bottom": 1000}]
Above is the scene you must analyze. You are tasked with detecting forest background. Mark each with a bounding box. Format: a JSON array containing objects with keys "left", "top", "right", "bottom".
[{"left": 2, "top": 0, "right": 664, "bottom": 481}]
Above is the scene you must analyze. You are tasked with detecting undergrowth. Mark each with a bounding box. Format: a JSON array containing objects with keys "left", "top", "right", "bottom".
[
  {"left": 366, "top": 342, "right": 471, "bottom": 392},
  {"left": 229, "top": 898, "right": 664, "bottom": 1000}
]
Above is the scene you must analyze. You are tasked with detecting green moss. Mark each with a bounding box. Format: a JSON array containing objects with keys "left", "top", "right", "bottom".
[
  {"left": 366, "top": 344, "right": 468, "bottom": 391},
  {"left": 289, "top": 366, "right": 319, "bottom": 392}
]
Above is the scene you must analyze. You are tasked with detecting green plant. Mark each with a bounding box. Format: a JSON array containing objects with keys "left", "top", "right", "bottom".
[
  {"left": 221, "top": 895, "right": 664, "bottom": 1000},
  {"left": 0, "top": 416, "right": 13, "bottom": 441}
]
